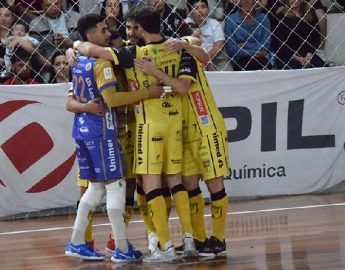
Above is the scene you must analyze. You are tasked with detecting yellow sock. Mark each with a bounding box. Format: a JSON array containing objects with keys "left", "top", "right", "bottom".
[
  {"left": 136, "top": 185, "right": 156, "bottom": 233},
  {"left": 84, "top": 211, "right": 93, "bottom": 243},
  {"left": 161, "top": 187, "right": 172, "bottom": 221},
  {"left": 189, "top": 189, "right": 206, "bottom": 242},
  {"left": 147, "top": 191, "right": 171, "bottom": 248},
  {"left": 171, "top": 184, "right": 193, "bottom": 234},
  {"left": 211, "top": 189, "right": 228, "bottom": 241}
]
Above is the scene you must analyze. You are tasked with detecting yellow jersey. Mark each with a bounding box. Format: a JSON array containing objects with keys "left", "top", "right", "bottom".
[{"left": 108, "top": 37, "right": 194, "bottom": 124}]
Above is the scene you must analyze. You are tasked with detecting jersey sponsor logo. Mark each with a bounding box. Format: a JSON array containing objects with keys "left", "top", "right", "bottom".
[
  {"left": 103, "top": 67, "right": 113, "bottom": 80},
  {"left": 200, "top": 116, "right": 209, "bottom": 125},
  {"left": 138, "top": 156, "right": 143, "bottom": 165},
  {"left": 107, "top": 139, "right": 117, "bottom": 172},
  {"left": 211, "top": 205, "right": 223, "bottom": 219},
  {"left": 162, "top": 101, "right": 173, "bottom": 108},
  {"left": 105, "top": 111, "right": 115, "bottom": 130},
  {"left": 191, "top": 91, "right": 210, "bottom": 126},
  {"left": 179, "top": 67, "right": 191, "bottom": 73},
  {"left": 213, "top": 133, "right": 224, "bottom": 168},
  {"left": 171, "top": 158, "right": 182, "bottom": 164},
  {"left": 137, "top": 124, "right": 144, "bottom": 155},
  {"left": 85, "top": 63, "right": 92, "bottom": 71},
  {"left": 191, "top": 91, "right": 207, "bottom": 116},
  {"left": 169, "top": 110, "right": 179, "bottom": 116},
  {"left": 152, "top": 136, "right": 163, "bottom": 142}
]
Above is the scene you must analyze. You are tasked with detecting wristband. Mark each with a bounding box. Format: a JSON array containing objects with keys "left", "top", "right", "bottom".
[{"left": 163, "top": 85, "right": 172, "bottom": 93}]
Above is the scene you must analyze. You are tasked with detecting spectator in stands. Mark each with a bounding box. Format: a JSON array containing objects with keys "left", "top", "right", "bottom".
[
  {"left": 224, "top": 0, "right": 273, "bottom": 71},
  {"left": 29, "top": 0, "right": 80, "bottom": 59},
  {"left": 12, "top": 0, "right": 42, "bottom": 23},
  {"left": 49, "top": 50, "right": 71, "bottom": 83},
  {"left": 147, "top": 0, "right": 192, "bottom": 38},
  {"left": 101, "top": 0, "right": 126, "bottom": 39},
  {"left": 186, "top": 0, "right": 231, "bottom": 71},
  {"left": 0, "top": 3, "right": 15, "bottom": 81},
  {"left": 2, "top": 20, "right": 39, "bottom": 78},
  {"left": 2, "top": 46, "right": 39, "bottom": 84},
  {"left": 272, "top": 0, "right": 326, "bottom": 69}
]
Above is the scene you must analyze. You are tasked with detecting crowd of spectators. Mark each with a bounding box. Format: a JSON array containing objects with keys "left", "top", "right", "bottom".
[{"left": 0, "top": 0, "right": 340, "bottom": 84}]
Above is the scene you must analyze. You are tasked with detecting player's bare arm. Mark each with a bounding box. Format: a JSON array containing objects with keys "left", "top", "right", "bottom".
[
  {"left": 135, "top": 58, "right": 191, "bottom": 96},
  {"left": 166, "top": 38, "right": 209, "bottom": 64},
  {"left": 73, "top": 40, "right": 113, "bottom": 61},
  {"left": 66, "top": 96, "right": 106, "bottom": 115}
]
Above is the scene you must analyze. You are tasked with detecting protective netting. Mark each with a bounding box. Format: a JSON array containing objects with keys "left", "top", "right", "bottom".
[{"left": 0, "top": 0, "right": 344, "bottom": 84}]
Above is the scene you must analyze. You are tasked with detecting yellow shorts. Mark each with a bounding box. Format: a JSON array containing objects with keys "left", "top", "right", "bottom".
[
  {"left": 118, "top": 121, "right": 136, "bottom": 180},
  {"left": 77, "top": 177, "right": 89, "bottom": 188},
  {"left": 134, "top": 122, "right": 182, "bottom": 175},
  {"left": 182, "top": 129, "right": 229, "bottom": 180}
]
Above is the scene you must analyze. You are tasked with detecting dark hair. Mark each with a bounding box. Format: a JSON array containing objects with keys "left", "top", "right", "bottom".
[
  {"left": 77, "top": 14, "right": 105, "bottom": 41},
  {"left": 51, "top": 50, "right": 66, "bottom": 65},
  {"left": 131, "top": 6, "right": 161, "bottom": 34},
  {"left": 124, "top": 6, "right": 136, "bottom": 22},
  {"left": 13, "top": 19, "right": 29, "bottom": 33},
  {"left": 186, "top": 0, "right": 208, "bottom": 11},
  {"left": 101, "top": 0, "right": 124, "bottom": 21},
  {"left": 10, "top": 46, "right": 31, "bottom": 64},
  {"left": 49, "top": 50, "right": 71, "bottom": 83}
]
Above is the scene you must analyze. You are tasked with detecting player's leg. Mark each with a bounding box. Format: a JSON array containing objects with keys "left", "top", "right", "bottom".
[
  {"left": 65, "top": 140, "right": 105, "bottom": 260},
  {"left": 94, "top": 138, "right": 142, "bottom": 263},
  {"left": 135, "top": 123, "right": 176, "bottom": 262},
  {"left": 199, "top": 130, "right": 229, "bottom": 256},
  {"left": 76, "top": 176, "right": 95, "bottom": 250},
  {"left": 182, "top": 142, "right": 207, "bottom": 245},
  {"left": 164, "top": 124, "right": 197, "bottom": 257}
]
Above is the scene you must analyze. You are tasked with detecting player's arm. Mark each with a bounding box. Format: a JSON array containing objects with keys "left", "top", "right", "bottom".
[
  {"left": 94, "top": 59, "right": 162, "bottom": 107},
  {"left": 66, "top": 95, "right": 107, "bottom": 115},
  {"left": 135, "top": 60, "right": 192, "bottom": 96},
  {"left": 73, "top": 41, "right": 113, "bottom": 61},
  {"left": 166, "top": 38, "right": 209, "bottom": 65},
  {"left": 73, "top": 41, "right": 136, "bottom": 68}
]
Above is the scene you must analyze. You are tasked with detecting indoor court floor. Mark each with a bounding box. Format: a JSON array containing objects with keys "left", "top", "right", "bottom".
[{"left": 1, "top": 192, "right": 345, "bottom": 270}]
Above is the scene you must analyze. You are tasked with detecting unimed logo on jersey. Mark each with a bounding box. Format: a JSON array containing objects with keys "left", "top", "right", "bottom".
[
  {"left": 0, "top": 100, "right": 76, "bottom": 192},
  {"left": 191, "top": 90, "right": 207, "bottom": 116}
]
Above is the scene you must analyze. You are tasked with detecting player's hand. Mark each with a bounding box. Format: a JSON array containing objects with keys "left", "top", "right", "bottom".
[
  {"left": 166, "top": 39, "right": 188, "bottom": 52},
  {"left": 147, "top": 84, "right": 164, "bottom": 99},
  {"left": 134, "top": 58, "right": 157, "bottom": 75},
  {"left": 83, "top": 99, "right": 107, "bottom": 115},
  {"left": 66, "top": 48, "right": 78, "bottom": 66}
]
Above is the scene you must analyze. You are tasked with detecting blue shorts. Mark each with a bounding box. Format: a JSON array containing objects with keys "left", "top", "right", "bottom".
[{"left": 76, "top": 138, "right": 124, "bottom": 181}]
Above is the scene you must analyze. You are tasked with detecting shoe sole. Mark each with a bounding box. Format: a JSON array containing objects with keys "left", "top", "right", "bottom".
[
  {"left": 111, "top": 256, "right": 141, "bottom": 263},
  {"left": 65, "top": 251, "right": 105, "bottom": 261},
  {"left": 143, "top": 255, "right": 178, "bottom": 263},
  {"left": 175, "top": 250, "right": 184, "bottom": 255},
  {"left": 198, "top": 252, "right": 218, "bottom": 257},
  {"left": 182, "top": 250, "right": 199, "bottom": 258}
]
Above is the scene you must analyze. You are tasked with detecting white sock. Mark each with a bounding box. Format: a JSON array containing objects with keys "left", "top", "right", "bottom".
[
  {"left": 71, "top": 182, "right": 105, "bottom": 245},
  {"left": 106, "top": 179, "right": 128, "bottom": 252}
]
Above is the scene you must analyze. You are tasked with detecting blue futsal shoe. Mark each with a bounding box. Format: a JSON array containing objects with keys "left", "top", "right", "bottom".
[
  {"left": 111, "top": 243, "right": 143, "bottom": 263},
  {"left": 65, "top": 242, "right": 105, "bottom": 260}
]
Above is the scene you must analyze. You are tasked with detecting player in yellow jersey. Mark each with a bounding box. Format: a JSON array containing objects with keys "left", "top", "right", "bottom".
[
  {"left": 135, "top": 39, "right": 229, "bottom": 257},
  {"left": 72, "top": 6, "right": 210, "bottom": 262}
]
